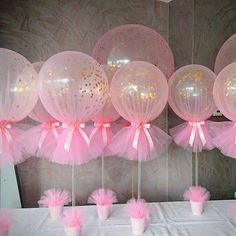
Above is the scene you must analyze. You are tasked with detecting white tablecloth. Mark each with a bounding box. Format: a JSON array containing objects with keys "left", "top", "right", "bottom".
[{"left": 9, "top": 200, "right": 236, "bottom": 235}]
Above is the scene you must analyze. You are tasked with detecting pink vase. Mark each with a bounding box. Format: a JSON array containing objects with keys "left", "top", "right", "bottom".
[
  {"left": 97, "top": 204, "right": 112, "bottom": 220},
  {"left": 64, "top": 226, "right": 80, "bottom": 236},
  {"left": 0, "top": 228, "right": 9, "bottom": 236},
  {"left": 48, "top": 205, "right": 63, "bottom": 220},
  {"left": 130, "top": 217, "right": 147, "bottom": 235},
  {"left": 190, "top": 200, "right": 204, "bottom": 215}
]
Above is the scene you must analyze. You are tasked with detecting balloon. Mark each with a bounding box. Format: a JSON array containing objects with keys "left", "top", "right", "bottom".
[
  {"left": 38, "top": 51, "right": 109, "bottom": 165},
  {"left": 89, "top": 65, "right": 120, "bottom": 158},
  {"left": 213, "top": 61, "right": 236, "bottom": 121},
  {"left": 168, "top": 64, "right": 217, "bottom": 152},
  {"left": 0, "top": 48, "right": 38, "bottom": 166},
  {"left": 212, "top": 62, "right": 236, "bottom": 158},
  {"left": 92, "top": 24, "right": 175, "bottom": 79},
  {"left": 214, "top": 33, "right": 236, "bottom": 74},
  {"left": 22, "top": 61, "right": 61, "bottom": 159},
  {"left": 110, "top": 61, "right": 171, "bottom": 161},
  {"left": 90, "top": 65, "right": 120, "bottom": 123},
  {"left": 39, "top": 51, "right": 108, "bottom": 123},
  {"left": 29, "top": 62, "right": 56, "bottom": 123},
  {"left": 0, "top": 48, "right": 38, "bottom": 121},
  {"left": 168, "top": 64, "right": 216, "bottom": 122},
  {"left": 111, "top": 61, "right": 168, "bottom": 123}
]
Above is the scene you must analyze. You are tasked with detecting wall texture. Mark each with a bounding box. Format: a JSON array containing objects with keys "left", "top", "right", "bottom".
[{"left": 0, "top": 0, "right": 235, "bottom": 207}]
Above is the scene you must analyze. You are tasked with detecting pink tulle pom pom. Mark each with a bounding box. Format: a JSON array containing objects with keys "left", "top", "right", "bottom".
[
  {"left": 124, "top": 199, "right": 150, "bottom": 220},
  {"left": 170, "top": 120, "right": 221, "bottom": 152},
  {"left": 228, "top": 203, "right": 236, "bottom": 221},
  {"left": 110, "top": 124, "right": 171, "bottom": 161},
  {"left": 62, "top": 209, "right": 84, "bottom": 227},
  {"left": 0, "top": 209, "right": 13, "bottom": 232},
  {"left": 38, "top": 188, "right": 71, "bottom": 207},
  {"left": 183, "top": 186, "right": 210, "bottom": 202},
  {"left": 213, "top": 121, "right": 236, "bottom": 159},
  {"left": 88, "top": 188, "right": 117, "bottom": 206}
]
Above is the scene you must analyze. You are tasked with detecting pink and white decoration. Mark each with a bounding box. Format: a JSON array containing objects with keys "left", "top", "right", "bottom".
[
  {"left": 88, "top": 188, "right": 117, "bottom": 220},
  {"left": 38, "top": 188, "right": 71, "bottom": 220},
  {"left": 168, "top": 64, "right": 218, "bottom": 152},
  {"left": 22, "top": 61, "right": 61, "bottom": 159},
  {"left": 38, "top": 51, "right": 109, "bottom": 165},
  {"left": 0, "top": 48, "right": 38, "bottom": 167},
  {"left": 183, "top": 186, "right": 210, "bottom": 215},
  {"left": 213, "top": 62, "right": 236, "bottom": 159},
  {"left": 110, "top": 61, "right": 171, "bottom": 162},
  {"left": 124, "top": 198, "right": 150, "bottom": 235},
  {"left": 0, "top": 209, "right": 13, "bottom": 236}
]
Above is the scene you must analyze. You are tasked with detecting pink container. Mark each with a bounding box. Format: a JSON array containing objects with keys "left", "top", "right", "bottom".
[
  {"left": 64, "top": 226, "right": 80, "bottom": 236},
  {"left": 190, "top": 200, "right": 204, "bottom": 215},
  {"left": 97, "top": 204, "right": 112, "bottom": 220},
  {"left": 0, "top": 228, "right": 9, "bottom": 236},
  {"left": 130, "top": 217, "right": 147, "bottom": 235},
  {"left": 48, "top": 205, "right": 63, "bottom": 220}
]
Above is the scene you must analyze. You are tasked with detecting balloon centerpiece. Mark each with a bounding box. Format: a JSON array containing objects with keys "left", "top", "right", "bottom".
[
  {"left": 22, "top": 61, "right": 61, "bottom": 159},
  {"left": 168, "top": 64, "right": 218, "bottom": 152},
  {"left": 89, "top": 65, "right": 120, "bottom": 159},
  {"left": 0, "top": 48, "right": 38, "bottom": 167},
  {"left": 38, "top": 51, "right": 109, "bottom": 165},
  {"left": 213, "top": 61, "right": 236, "bottom": 159},
  {"left": 110, "top": 61, "right": 171, "bottom": 198}
]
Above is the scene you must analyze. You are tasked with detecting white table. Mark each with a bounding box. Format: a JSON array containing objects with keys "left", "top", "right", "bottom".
[{"left": 9, "top": 200, "right": 236, "bottom": 235}]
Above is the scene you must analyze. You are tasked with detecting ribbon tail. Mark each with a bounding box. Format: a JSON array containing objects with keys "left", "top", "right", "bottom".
[
  {"left": 38, "top": 130, "right": 48, "bottom": 149},
  {"left": 0, "top": 131, "right": 3, "bottom": 154},
  {"left": 102, "top": 127, "right": 108, "bottom": 146},
  {"left": 144, "top": 128, "right": 154, "bottom": 150},
  {"left": 89, "top": 127, "right": 99, "bottom": 142},
  {"left": 132, "top": 128, "right": 141, "bottom": 150},
  {"left": 198, "top": 124, "right": 206, "bottom": 146},
  {"left": 52, "top": 128, "right": 59, "bottom": 140},
  {"left": 189, "top": 125, "right": 196, "bottom": 146},
  {"left": 79, "top": 128, "right": 90, "bottom": 145},
  {"left": 64, "top": 127, "right": 74, "bottom": 152}
]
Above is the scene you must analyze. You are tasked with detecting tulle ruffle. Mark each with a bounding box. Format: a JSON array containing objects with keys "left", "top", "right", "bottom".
[
  {"left": 52, "top": 127, "right": 93, "bottom": 165},
  {"left": 212, "top": 121, "right": 236, "bottom": 159},
  {"left": 0, "top": 124, "right": 27, "bottom": 167},
  {"left": 88, "top": 123, "right": 122, "bottom": 158},
  {"left": 20, "top": 124, "right": 61, "bottom": 160},
  {"left": 170, "top": 120, "right": 221, "bottom": 152},
  {"left": 109, "top": 124, "right": 171, "bottom": 161}
]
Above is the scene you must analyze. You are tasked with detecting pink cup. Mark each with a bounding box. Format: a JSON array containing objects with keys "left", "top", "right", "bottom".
[
  {"left": 130, "top": 217, "right": 147, "bottom": 235},
  {"left": 190, "top": 200, "right": 204, "bottom": 215},
  {"left": 0, "top": 228, "right": 9, "bottom": 236},
  {"left": 48, "top": 205, "right": 63, "bottom": 220},
  {"left": 64, "top": 226, "right": 80, "bottom": 236},
  {"left": 97, "top": 204, "right": 112, "bottom": 220}
]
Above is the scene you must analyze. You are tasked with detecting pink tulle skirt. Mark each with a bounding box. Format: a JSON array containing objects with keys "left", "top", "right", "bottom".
[
  {"left": 52, "top": 127, "right": 93, "bottom": 165},
  {"left": 88, "top": 123, "right": 122, "bottom": 158},
  {"left": 0, "top": 124, "right": 26, "bottom": 167},
  {"left": 109, "top": 124, "right": 172, "bottom": 161},
  {"left": 212, "top": 121, "right": 236, "bottom": 159},
  {"left": 20, "top": 125, "right": 61, "bottom": 160},
  {"left": 170, "top": 120, "right": 222, "bottom": 152}
]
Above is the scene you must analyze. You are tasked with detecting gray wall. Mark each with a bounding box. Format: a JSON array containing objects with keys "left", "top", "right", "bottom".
[{"left": 0, "top": 0, "right": 235, "bottom": 207}]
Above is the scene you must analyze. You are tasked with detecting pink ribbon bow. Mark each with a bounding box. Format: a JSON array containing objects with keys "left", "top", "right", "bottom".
[
  {"left": 188, "top": 121, "right": 206, "bottom": 146},
  {"left": 89, "top": 122, "right": 111, "bottom": 146},
  {"left": 62, "top": 122, "right": 90, "bottom": 152},
  {"left": 131, "top": 122, "right": 154, "bottom": 150},
  {"left": 38, "top": 121, "right": 60, "bottom": 149},
  {"left": 0, "top": 123, "right": 12, "bottom": 154}
]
